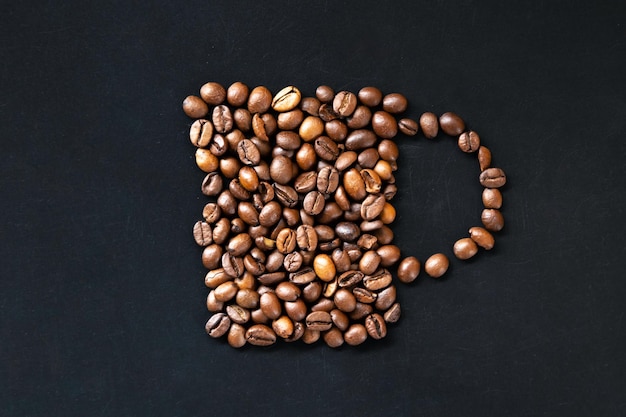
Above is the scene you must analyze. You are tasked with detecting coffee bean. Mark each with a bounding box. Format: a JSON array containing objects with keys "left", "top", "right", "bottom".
[
  {"left": 469, "top": 226, "right": 495, "bottom": 250},
  {"left": 316, "top": 166, "right": 340, "bottom": 194},
  {"left": 226, "top": 304, "right": 250, "bottom": 324},
  {"left": 343, "top": 168, "right": 367, "bottom": 201},
  {"left": 453, "top": 237, "right": 479, "bottom": 260},
  {"left": 201, "top": 172, "right": 223, "bottom": 196},
  {"left": 346, "top": 105, "right": 372, "bottom": 129},
  {"left": 296, "top": 224, "right": 318, "bottom": 252},
  {"left": 277, "top": 108, "right": 304, "bottom": 131},
  {"left": 189, "top": 119, "right": 214, "bottom": 147},
  {"left": 361, "top": 194, "right": 386, "bottom": 221},
  {"left": 276, "top": 228, "right": 297, "bottom": 254},
  {"left": 200, "top": 82, "right": 226, "bottom": 105},
  {"left": 325, "top": 119, "right": 348, "bottom": 141},
  {"left": 209, "top": 133, "right": 228, "bottom": 156},
  {"left": 204, "top": 268, "right": 231, "bottom": 288},
  {"left": 458, "top": 131, "right": 480, "bottom": 153},
  {"left": 352, "top": 287, "right": 377, "bottom": 303},
  {"left": 275, "top": 281, "right": 301, "bottom": 302},
  {"left": 305, "top": 311, "right": 333, "bottom": 331},
  {"left": 315, "top": 136, "right": 340, "bottom": 161},
  {"left": 202, "top": 202, "right": 221, "bottom": 223},
  {"left": 303, "top": 190, "right": 325, "bottom": 216},
  {"left": 359, "top": 250, "right": 381, "bottom": 275},
  {"left": 270, "top": 155, "right": 294, "bottom": 184},
  {"left": 211, "top": 105, "right": 233, "bottom": 134},
  {"left": 193, "top": 221, "right": 213, "bottom": 246},
  {"left": 478, "top": 146, "right": 492, "bottom": 171},
  {"left": 335, "top": 222, "right": 360, "bottom": 243},
  {"left": 365, "top": 313, "right": 387, "bottom": 339},
  {"left": 479, "top": 167, "right": 507, "bottom": 188},
  {"left": 383, "top": 302, "right": 401, "bottom": 323},
  {"left": 397, "top": 256, "right": 420, "bottom": 283},
  {"left": 237, "top": 202, "right": 259, "bottom": 226},
  {"left": 202, "top": 244, "right": 223, "bottom": 270},
  {"left": 358, "top": 148, "right": 379, "bottom": 169},
  {"left": 226, "top": 81, "right": 249, "bottom": 107},
  {"left": 382, "top": 93, "right": 408, "bottom": 114},
  {"left": 333, "top": 91, "right": 358, "bottom": 117},
  {"left": 285, "top": 299, "right": 307, "bottom": 322},
  {"left": 195, "top": 148, "right": 219, "bottom": 173},
  {"left": 227, "top": 323, "right": 247, "bottom": 348},
  {"left": 214, "top": 281, "right": 239, "bottom": 302},
  {"left": 357, "top": 233, "right": 378, "bottom": 250},
  {"left": 398, "top": 118, "right": 418, "bottom": 136},
  {"left": 481, "top": 209, "right": 504, "bottom": 232},
  {"left": 260, "top": 292, "right": 282, "bottom": 320},
  {"left": 315, "top": 85, "right": 334, "bottom": 103},
  {"left": 419, "top": 112, "right": 439, "bottom": 139},
  {"left": 424, "top": 253, "right": 449, "bottom": 278},
  {"left": 349, "top": 302, "right": 373, "bottom": 321},
  {"left": 205, "top": 313, "right": 231, "bottom": 338},
  {"left": 273, "top": 183, "right": 299, "bottom": 208},
  {"left": 372, "top": 225, "right": 394, "bottom": 245},
  {"left": 342, "top": 323, "right": 367, "bottom": 346},
  {"left": 363, "top": 269, "right": 392, "bottom": 291},
  {"left": 313, "top": 254, "right": 336, "bottom": 282},
  {"left": 439, "top": 112, "right": 465, "bottom": 136},
  {"left": 272, "top": 86, "right": 301, "bottom": 112},
  {"left": 301, "top": 96, "right": 321, "bottom": 116},
  {"left": 222, "top": 253, "right": 244, "bottom": 278},
  {"left": 226, "top": 233, "right": 252, "bottom": 257},
  {"left": 236, "top": 289, "right": 260, "bottom": 309},
  {"left": 334, "top": 288, "right": 357, "bottom": 312},
  {"left": 375, "top": 285, "right": 396, "bottom": 311},
  {"left": 361, "top": 169, "right": 382, "bottom": 194},
  {"left": 376, "top": 244, "right": 401, "bottom": 267},
  {"left": 248, "top": 86, "right": 272, "bottom": 114},
  {"left": 482, "top": 188, "right": 503, "bottom": 209},
  {"left": 299, "top": 116, "right": 325, "bottom": 141},
  {"left": 358, "top": 86, "right": 382, "bottom": 107},
  {"left": 233, "top": 108, "right": 252, "bottom": 132},
  {"left": 246, "top": 324, "right": 277, "bottom": 346},
  {"left": 182, "top": 95, "right": 208, "bottom": 118},
  {"left": 345, "top": 129, "right": 377, "bottom": 151}
]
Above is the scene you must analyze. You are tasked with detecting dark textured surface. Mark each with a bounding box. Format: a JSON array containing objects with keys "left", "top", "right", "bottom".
[{"left": 1, "top": 1, "right": 625, "bottom": 416}]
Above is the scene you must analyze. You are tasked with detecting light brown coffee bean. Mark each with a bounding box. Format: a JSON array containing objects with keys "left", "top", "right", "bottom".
[
  {"left": 201, "top": 172, "right": 223, "bottom": 196},
  {"left": 305, "top": 311, "right": 333, "bottom": 331},
  {"left": 260, "top": 292, "right": 282, "bottom": 320},
  {"left": 363, "top": 269, "right": 392, "bottom": 291},
  {"left": 317, "top": 166, "right": 340, "bottom": 194},
  {"left": 227, "top": 323, "right": 247, "bottom": 348},
  {"left": 361, "top": 194, "right": 386, "bottom": 221},
  {"left": 458, "top": 131, "right": 480, "bottom": 153},
  {"left": 353, "top": 287, "right": 377, "bottom": 304},
  {"left": 365, "top": 313, "right": 387, "bottom": 339},
  {"left": 482, "top": 188, "right": 503, "bottom": 209},
  {"left": 182, "top": 95, "right": 208, "bottom": 118},
  {"left": 439, "top": 112, "right": 465, "bottom": 136},
  {"left": 478, "top": 146, "right": 492, "bottom": 171},
  {"left": 397, "top": 256, "right": 420, "bottom": 283},
  {"left": 333, "top": 91, "right": 358, "bottom": 117},
  {"left": 469, "top": 226, "right": 495, "bottom": 250},
  {"left": 299, "top": 116, "right": 325, "bottom": 141},
  {"left": 481, "top": 209, "right": 504, "bottom": 232},
  {"left": 419, "top": 112, "right": 439, "bottom": 139},
  {"left": 202, "top": 244, "right": 223, "bottom": 270},
  {"left": 272, "top": 316, "right": 294, "bottom": 339},
  {"left": 276, "top": 228, "right": 297, "bottom": 254},
  {"left": 345, "top": 129, "right": 377, "bottom": 151},
  {"left": 344, "top": 324, "right": 368, "bottom": 346},
  {"left": 316, "top": 85, "right": 335, "bottom": 102},
  {"left": 245, "top": 324, "right": 277, "bottom": 346},
  {"left": 222, "top": 253, "right": 244, "bottom": 278},
  {"left": 479, "top": 167, "right": 507, "bottom": 188},
  {"left": 272, "top": 86, "right": 301, "bottom": 112},
  {"left": 343, "top": 168, "right": 367, "bottom": 201},
  {"left": 453, "top": 237, "right": 479, "bottom": 260},
  {"left": 346, "top": 105, "right": 372, "bottom": 129},
  {"left": 189, "top": 119, "right": 213, "bottom": 148},
  {"left": 376, "top": 245, "right": 401, "bottom": 267},
  {"left": 227, "top": 233, "right": 252, "bottom": 257},
  {"left": 273, "top": 183, "right": 299, "bottom": 208},
  {"left": 303, "top": 190, "right": 325, "bottom": 216},
  {"left": 204, "top": 268, "right": 230, "bottom": 289},
  {"left": 214, "top": 281, "right": 239, "bottom": 302},
  {"left": 375, "top": 285, "right": 397, "bottom": 311},
  {"left": 193, "top": 221, "right": 213, "bottom": 246},
  {"left": 313, "top": 254, "right": 336, "bottom": 282},
  {"left": 359, "top": 250, "right": 381, "bottom": 275},
  {"left": 285, "top": 300, "right": 307, "bottom": 322},
  {"left": 212, "top": 105, "right": 233, "bottom": 133},
  {"left": 334, "top": 288, "right": 357, "bottom": 313},
  {"left": 205, "top": 313, "right": 230, "bottom": 338},
  {"left": 315, "top": 136, "right": 340, "bottom": 161},
  {"left": 195, "top": 148, "right": 219, "bottom": 173},
  {"left": 424, "top": 253, "right": 449, "bottom": 278},
  {"left": 226, "top": 81, "right": 249, "bottom": 106},
  {"left": 383, "top": 302, "right": 401, "bottom": 323},
  {"left": 236, "top": 289, "right": 260, "bottom": 309},
  {"left": 372, "top": 111, "right": 398, "bottom": 139},
  {"left": 226, "top": 304, "right": 250, "bottom": 324},
  {"left": 200, "top": 82, "right": 226, "bottom": 105},
  {"left": 323, "top": 327, "right": 344, "bottom": 348},
  {"left": 247, "top": 86, "right": 272, "bottom": 114}
]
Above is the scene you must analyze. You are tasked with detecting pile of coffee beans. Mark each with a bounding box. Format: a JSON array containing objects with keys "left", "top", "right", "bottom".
[{"left": 183, "top": 82, "right": 506, "bottom": 348}]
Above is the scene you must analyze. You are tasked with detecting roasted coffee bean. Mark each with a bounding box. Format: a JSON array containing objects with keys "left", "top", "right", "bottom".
[
  {"left": 374, "top": 160, "right": 393, "bottom": 181},
  {"left": 323, "top": 327, "right": 344, "bottom": 348},
  {"left": 209, "top": 133, "right": 228, "bottom": 156},
  {"left": 216, "top": 191, "right": 236, "bottom": 217},
  {"left": 479, "top": 167, "right": 507, "bottom": 188},
  {"left": 227, "top": 233, "right": 252, "bottom": 257},
  {"left": 481, "top": 209, "right": 504, "bottom": 232},
  {"left": 318, "top": 237, "right": 341, "bottom": 252},
  {"left": 189, "top": 119, "right": 213, "bottom": 148},
  {"left": 275, "top": 131, "right": 301, "bottom": 151},
  {"left": 227, "top": 323, "right": 247, "bottom": 348},
  {"left": 382, "top": 93, "right": 408, "bottom": 114},
  {"left": 359, "top": 250, "right": 381, "bottom": 275},
  {"left": 272, "top": 86, "right": 301, "bottom": 112},
  {"left": 383, "top": 303, "right": 401, "bottom": 323},
  {"left": 235, "top": 271, "right": 255, "bottom": 290},
  {"left": 361, "top": 169, "right": 382, "bottom": 194},
  {"left": 335, "top": 151, "right": 357, "bottom": 171},
  {"left": 330, "top": 309, "right": 350, "bottom": 331},
  {"left": 302, "top": 281, "right": 323, "bottom": 303},
  {"left": 379, "top": 202, "right": 396, "bottom": 224},
  {"left": 284, "top": 300, "right": 307, "bottom": 322},
  {"left": 311, "top": 298, "right": 335, "bottom": 312},
  {"left": 251, "top": 113, "right": 269, "bottom": 141},
  {"left": 365, "top": 313, "right": 387, "bottom": 340},
  {"left": 237, "top": 202, "right": 259, "bottom": 226},
  {"left": 294, "top": 171, "right": 317, "bottom": 193},
  {"left": 246, "top": 324, "right": 276, "bottom": 346},
  {"left": 222, "top": 252, "right": 244, "bottom": 278},
  {"left": 398, "top": 118, "right": 419, "bottom": 136},
  {"left": 228, "top": 178, "right": 251, "bottom": 200},
  {"left": 225, "top": 129, "right": 245, "bottom": 151},
  {"left": 238, "top": 166, "right": 259, "bottom": 192},
  {"left": 272, "top": 315, "right": 295, "bottom": 339},
  {"left": 276, "top": 281, "right": 301, "bottom": 302},
  {"left": 301, "top": 96, "right": 321, "bottom": 115},
  {"left": 357, "top": 234, "right": 378, "bottom": 250},
  {"left": 193, "top": 221, "right": 213, "bottom": 246},
  {"left": 344, "top": 243, "right": 363, "bottom": 263},
  {"left": 302, "top": 191, "right": 325, "bottom": 216},
  {"left": 305, "top": 311, "right": 333, "bottom": 331},
  {"left": 256, "top": 201, "right": 281, "bottom": 227},
  {"left": 335, "top": 222, "right": 360, "bottom": 243},
  {"left": 345, "top": 129, "right": 377, "bottom": 151},
  {"left": 376, "top": 244, "right": 401, "bottom": 267},
  {"left": 205, "top": 268, "right": 231, "bottom": 288},
  {"left": 260, "top": 292, "right": 282, "bottom": 320},
  {"left": 361, "top": 194, "right": 386, "bottom": 221},
  {"left": 453, "top": 237, "right": 479, "bottom": 260},
  {"left": 270, "top": 155, "right": 294, "bottom": 184},
  {"left": 350, "top": 302, "right": 374, "bottom": 321},
  {"left": 469, "top": 226, "right": 495, "bottom": 250},
  {"left": 424, "top": 253, "right": 449, "bottom": 278},
  {"left": 322, "top": 277, "right": 339, "bottom": 299},
  {"left": 214, "top": 281, "right": 238, "bottom": 302},
  {"left": 325, "top": 119, "right": 348, "bottom": 141},
  {"left": 377, "top": 139, "right": 399, "bottom": 162},
  {"left": 195, "top": 148, "right": 219, "bottom": 173},
  {"left": 206, "top": 290, "right": 223, "bottom": 312},
  {"left": 182, "top": 95, "right": 208, "bottom": 118},
  {"left": 478, "top": 146, "right": 492, "bottom": 171},
  {"left": 316, "top": 85, "right": 335, "bottom": 103},
  {"left": 344, "top": 324, "right": 368, "bottom": 346},
  {"left": 353, "top": 287, "right": 377, "bottom": 303},
  {"left": 316, "top": 166, "right": 340, "bottom": 194},
  {"left": 288, "top": 267, "right": 315, "bottom": 285},
  {"left": 358, "top": 86, "right": 382, "bottom": 107},
  {"left": 202, "top": 203, "right": 221, "bottom": 224},
  {"left": 315, "top": 136, "right": 340, "bottom": 161},
  {"left": 331, "top": 248, "right": 351, "bottom": 273},
  {"left": 226, "top": 304, "right": 250, "bottom": 324},
  {"left": 212, "top": 105, "right": 233, "bottom": 133},
  {"left": 201, "top": 172, "right": 223, "bottom": 196},
  {"left": 302, "top": 328, "right": 321, "bottom": 344},
  {"left": 296, "top": 224, "right": 318, "bottom": 251},
  {"left": 439, "top": 112, "right": 465, "bottom": 136},
  {"left": 313, "top": 254, "right": 336, "bottom": 282},
  {"left": 318, "top": 103, "right": 340, "bottom": 121},
  {"left": 200, "top": 82, "right": 226, "bottom": 105},
  {"left": 265, "top": 251, "right": 285, "bottom": 272},
  {"left": 277, "top": 108, "right": 304, "bottom": 131},
  {"left": 419, "top": 112, "right": 439, "bottom": 139},
  {"left": 343, "top": 168, "right": 367, "bottom": 201},
  {"left": 372, "top": 225, "right": 394, "bottom": 245},
  {"left": 299, "top": 116, "right": 325, "bottom": 141},
  {"left": 358, "top": 148, "right": 379, "bottom": 169},
  {"left": 363, "top": 269, "right": 392, "bottom": 291},
  {"left": 458, "top": 131, "right": 480, "bottom": 153},
  {"left": 226, "top": 81, "right": 249, "bottom": 107},
  {"left": 273, "top": 183, "right": 299, "bottom": 208},
  {"left": 230, "top": 218, "right": 246, "bottom": 235},
  {"left": 334, "top": 186, "right": 351, "bottom": 211},
  {"left": 236, "top": 289, "right": 260, "bottom": 309},
  {"left": 243, "top": 253, "right": 265, "bottom": 275},
  {"left": 233, "top": 108, "right": 252, "bottom": 132},
  {"left": 375, "top": 285, "right": 396, "bottom": 311},
  {"left": 295, "top": 142, "right": 317, "bottom": 170},
  {"left": 346, "top": 105, "right": 372, "bottom": 129},
  {"left": 251, "top": 308, "right": 270, "bottom": 324},
  {"left": 283, "top": 251, "right": 303, "bottom": 272},
  {"left": 205, "top": 313, "right": 231, "bottom": 338},
  {"left": 275, "top": 228, "right": 297, "bottom": 254},
  {"left": 382, "top": 184, "right": 398, "bottom": 200},
  {"left": 334, "top": 288, "right": 357, "bottom": 313},
  {"left": 397, "top": 256, "right": 420, "bottom": 283},
  {"left": 360, "top": 220, "right": 383, "bottom": 234},
  {"left": 248, "top": 86, "right": 272, "bottom": 114},
  {"left": 202, "top": 244, "right": 223, "bottom": 270},
  {"left": 333, "top": 91, "right": 358, "bottom": 117},
  {"left": 220, "top": 156, "right": 242, "bottom": 179},
  {"left": 482, "top": 188, "right": 503, "bottom": 209}
]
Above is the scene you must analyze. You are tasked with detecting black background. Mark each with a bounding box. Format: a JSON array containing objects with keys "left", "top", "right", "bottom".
[{"left": 1, "top": 1, "right": 625, "bottom": 416}]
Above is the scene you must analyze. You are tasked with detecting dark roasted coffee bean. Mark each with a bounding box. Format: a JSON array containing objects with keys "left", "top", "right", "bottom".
[
  {"left": 318, "top": 238, "right": 341, "bottom": 252},
  {"left": 182, "top": 95, "right": 208, "bottom": 118},
  {"left": 258, "top": 201, "right": 282, "bottom": 227},
  {"left": 419, "top": 112, "right": 439, "bottom": 139},
  {"left": 358, "top": 86, "right": 382, "bottom": 107},
  {"left": 248, "top": 86, "right": 272, "bottom": 114},
  {"left": 349, "top": 302, "right": 373, "bottom": 320},
  {"left": 372, "top": 225, "right": 394, "bottom": 245},
  {"left": 301, "top": 190, "right": 324, "bottom": 216},
  {"left": 233, "top": 108, "right": 252, "bottom": 132},
  {"left": 316, "top": 166, "right": 340, "bottom": 194},
  {"left": 344, "top": 323, "right": 368, "bottom": 346},
  {"left": 275, "top": 281, "right": 301, "bottom": 302},
  {"left": 481, "top": 209, "right": 504, "bottom": 232},
  {"left": 334, "top": 288, "right": 357, "bottom": 313},
  {"left": 301, "top": 96, "right": 321, "bottom": 115},
  {"left": 226, "top": 304, "right": 250, "bottom": 324},
  {"left": 360, "top": 194, "right": 386, "bottom": 221},
  {"left": 398, "top": 118, "right": 418, "bottom": 136},
  {"left": 318, "top": 103, "right": 340, "bottom": 122},
  {"left": 325, "top": 119, "right": 348, "bottom": 141},
  {"left": 270, "top": 155, "right": 294, "bottom": 184},
  {"left": 469, "top": 226, "right": 495, "bottom": 250},
  {"left": 200, "top": 82, "right": 226, "bottom": 105},
  {"left": 335, "top": 222, "right": 360, "bottom": 243},
  {"left": 458, "top": 131, "right": 480, "bottom": 153},
  {"left": 294, "top": 171, "right": 318, "bottom": 193},
  {"left": 479, "top": 167, "right": 507, "bottom": 188},
  {"left": 353, "top": 287, "right": 377, "bottom": 303},
  {"left": 346, "top": 105, "right": 372, "bottom": 129},
  {"left": 376, "top": 244, "right": 401, "bottom": 267},
  {"left": 317, "top": 203, "right": 343, "bottom": 225},
  {"left": 246, "top": 324, "right": 276, "bottom": 346},
  {"left": 372, "top": 111, "right": 398, "bottom": 139},
  {"left": 226, "top": 81, "right": 249, "bottom": 107},
  {"left": 478, "top": 146, "right": 492, "bottom": 171},
  {"left": 283, "top": 251, "right": 304, "bottom": 272},
  {"left": 296, "top": 224, "right": 318, "bottom": 252},
  {"left": 359, "top": 250, "right": 381, "bottom": 275},
  {"left": 375, "top": 285, "right": 396, "bottom": 311},
  {"left": 382, "top": 93, "right": 408, "bottom": 114},
  {"left": 365, "top": 313, "right": 387, "bottom": 339},
  {"left": 383, "top": 302, "right": 401, "bottom": 323},
  {"left": 273, "top": 183, "right": 299, "bottom": 208},
  {"left": 363, "top": 269, "right": 392, "bottom": 291},
  {"left": 397, "top": 256, "right": 420, "bottom": 283},
  {"left": 277, "top": 108, "right": 304, "bottom": 131},
  {"left": 205, "top": 313, "right": 231, "bottom": 338},
  {"left": 222, "top": 252, "right": 244, "bottom": 278},
  {"left": 345, "top": 129, "right": 377, "bottom": 151},
  {"left": 193, "top": 221, "right": 213, "bottom": 246},
  {"left": 316, "top": 85, "right": 335, "bottom": 103},
  {"left": 482, "top": 188, "right": 503, "bottom": 209},
  {"left": 190, "top": 119, "right": 213, "bottom": 147},
  {"left": 272, "top": 85, "right": 301, "bottom": 112},
  {"left": 201, "top": 172, "right": 223, "bottom": 196},
  {"left": 305, "top": 311, "right": 333, "bottom": 331},
  {"left": 358, "top": 148, "right": 379, "bottom": 169},
  {"left": 259, "top": 292, "right": 282, "bottom": 319},
  {"left": 202, "top": 244, "right": 223, "bottom": 270},
  {"left": 212, "top": 105, "right": 233, "bottom": 133},
  {"left": 424, "top": 253, "right": 449, "bottom": 278},
  {"left": 315, "top": 136, "right": 340, "bottom": 161},
  {"left": 439, "top": 112, "right": 465, "bottom": 136},
  {"left": 337, "top": 270, "right": 364, "bottom": 287},
  {"left": 453, "top": 237, "right": 479, "bottom": 260}
]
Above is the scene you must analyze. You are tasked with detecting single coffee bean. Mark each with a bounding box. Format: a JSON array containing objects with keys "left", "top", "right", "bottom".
[
  {"left": 222, "top": 252, "right": 244, "bottom": 278},
  {"left": 453, "top": 237, "right": 479, "bottom": 260},
  {"left": 212, "top": 104, "right": 233, "bottom": 133},
  {"left": 469, "top": 226, "right": 495, "bottom": 250},
  {"left": 353, "top": 287, "right": 377, "bottom": 303},
  {"left": 358, "top": 86, "right": 383, "bottom": 107},
  {"left": 202, "top": 244, "right": 223, "bottom": 270},
  {"left": 317, "top": 204, "right": 343, "bottom": 225},
  {"left": 377, "top": 140, "right": 399, "bottom": 163},
  {"left": 359, "top": 250, "right": 382, "bottom": 275},
  {"left": 182, "top": 95, "right": 208, "bottom": 118},
  {"left": 372, "top": 225, "right": 394, "bottom": 245},
  {"left": 287, "top": 268, "right": 315, "bottom": 286},
  {"left": 228, "top": 178, "right": 251, "bottom": 200},
  {"left": 311, "top": 297, "right": 335, "bottom": 312},
  {"left": 273, "top": 183, "right": 298, "bottom": 208},
  {"left": 349, "top": 302, "right": 373, "bottom": 321},
  {"left": 335, "top": 222, "right": 360, "bottom": 243},
  {"left": 316, "top": 85, "right": 335, "bottom": 103},
  {"left": 214, "top": 281, "right": 239, "bottom": 302},
  {"left": 247, "top": 86, "right": 272, "bottom": 114},
  {"left": 195, "top": 148, "right": 219, "bottom": 173},
  {"left": 204, "top": 268, "right": 231, "bottom": 288},
  {"left": 343, "top": 168, "right": 367, "bottom": 201},
  {"left": 235, "top": 271, "right": 256, "bottom": 290},
  {"left": 357, "top": 233, "right": 378, "bottom": 250},
  {"left": 246, "top": 324, "right": 277, "bottom": 346},
  {"left": 265, "top": 250, "right": 285, "bottom": 272},
  {"left": 361, "top": 194, "right": 386, "bottom": 221},
  {"left": 275, "top": 228, "right": 297, "bottom": 254},
  {"left": 375, "top": 285, "right": 397, "bottom": 311},
  {"left": 361, "top": 169, "right": 382, "bottom": 194},
  {"left": 206, "top": 292, "right": 224, "bottom": 314},
  {"left": 337, "top": 270, "right": 365, "bottom": 289},
  {"left": 334, "top": 151, "right": 358, "bottom": 171},
  {"left": 272, "top": 315, "right": 295, "bottom": 339},
  {"left": 226, "top": 81, "right": 249, "bottom": 107},
  {"left": 238, "top": 202, "right": 260, "bottom": 226},
  {"left": 458, "top": 130, "right": 480, "bottom": 153},
  {"left": 325, "top": 119, "right": 348, "bottom": 141},
  {"left": 235, "top": 139, "right": 260, "bottom": 166},
  {"left": 439, "top": 112, "right": 465, "bottom": 136},
  {"left": 200, "top": 82, "right": 226, "bottom": 105},
  {"left": 344, "top": 324, "right": 368, "bottom": 346},
  {"left": 227, "top": 233, "right": 253, "bottom": 257},
  {"left": 397, "top": 256, "right": 420, "bottom": 283},
  {"left": 482, "top": 188, "right": 503, "bottom": 209},
  {"left": 233, "top": 108, "right": 252, "bottom": 132},
  {"left": 216, "top": 191, "right": 237, "bottom": 217},
  {"left": 346, "top": 105, "right": 372, "bottom": 129},
  {"left": 316, "top": 166, "right": 340, "bottom": 194},
  {"left": 382, "top": 184, "right": 398, "bottom": 201},
  {"left": 282, "top": 251, "right": 303, "bottom": 272},
  {"left": 363, "top": 269, "right": 392, "bottom": 291},
  {"left": 419, "top": 112, "right": 439, "bottom": 139},
  {"left": 301, "top": 96, "right": 321, "bottom": 116},
  {"left": 315, "top": 136, "right": 340, "bottom": 161},
  {"left": 331, "top": 248, "right": 351, "bottom": 273},
  {"left": 345, "top": 129, "right": 377, "bottom": 151},
  {"left": 323, "top": 276, "right": 339, "bottom": 299},
  {"left": 277, "top": 108, "right": 304, "bottom": 131},
  {"left": 227, "top": 323, "right": 247, "bottom": 348},
  {"left": 481, "top": 209, "right": 504, "bottom": 232},
  {"left": 376, "top": 244, "right": 401, "bottom": 267},
  {"left": 398, "top": 118, "right": 419, "bottom": 136},
  {"left": 478, "top": 146, "right": 492, "bottom": 171},
  {"left": 243, "top": 253, "right": 265, "bottom": 275},
  {"left": 226, "top": 304, "right": 251, "bottom": 324},
  {"left": 333, "top": 91, "right": 358, "bottom": 117},
  {"left": 299, "top": 116, "right": 325, "bottom": 141},
  {"left": 257, "top": 201, "right": 281, "bottom": 227},
  {"left": 283, "top": 299, "right": 307, "bottom": 322},
  {"left": 358, "top": 148, "right": 379, "bottom": 169},
  {"left": 201, "top": 172, "right": 223, "bottom": 196},
  {"left": 225, "top": 129, "right": 245, "bottom": 151},
  {"left": 205, "top": 313, "right": 231, "bottom": 338},
  {"left": 295, "top": 142, "right": 317, "bottom": 170},
  {"left": 189, "top": 119, "right": 214, "bottom": 148},
  {"left": 251, "top": 113, "right": 269, "bottom": 141},
  {"left": 424, "top": 253, "right": 449, "bottom": 278},
  {"left": 202, "top": 202, "right": 221, "bottom": 223},
  {"left": 270, "top": 155, "right": 294, "bottom": 185},
  {"left": 333, "top": 186, "right": 351, "bottom": 211},
  {"left": 193, "top": 221, "right": 213, "bottom": 246},
  {"left": 334, "top": 288, "right": 357, "bottom": 313},
  {"left": 305, "top": 311, "right": 333, "bottom": 331},
  {"left": 272, "top": 86, "right": 301, "bottom": 112},
  {"left": 365, "top": 313, "right": 387, "bottom": 339},
  {"left": 236, "top": 289, "right": 260, "bottom": 309},
  {"left": 479, "top": 167, "right": 507, "bottom": 188},
  {"left": 382, "top": 93, "right": 408, "bottom": 114},
  {"left": 275, "top": 281, "right": 301, "bottom": 302},
  {"left": 383, "top": 302, "right": 401, "bottom": 323},
  {"left": 302, "top": 328, "right": 321, "bottom": 344},
  {"left": 328, "top": 309, "right": 349, "bottom": 331},
  {"left": 260, "top": 292, "right": 282, "bottom": 320},
  {"left": 209, "top": 133, "right": 228, "bottom": 156},
  {"left": 219, "top": 157, "right": 242, "bottom": 179},
  {"left": 303, "top": 190, "right": 325, "bottom": 216},
  {"left": 296, "top": 224, "right": 318, "bottom": 251},
  {"left": 313, "top": 254, "right": 336, "bottom": 282}
]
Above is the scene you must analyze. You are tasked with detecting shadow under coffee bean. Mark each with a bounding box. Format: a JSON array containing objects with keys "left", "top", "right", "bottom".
[{"left": 183, "top": 82, "right": 508, "bottom": 348}]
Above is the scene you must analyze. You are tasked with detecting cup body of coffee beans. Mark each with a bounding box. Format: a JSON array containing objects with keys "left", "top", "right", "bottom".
[{"left": 184, "top": 82, "right": 507, "bottom": 348}]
